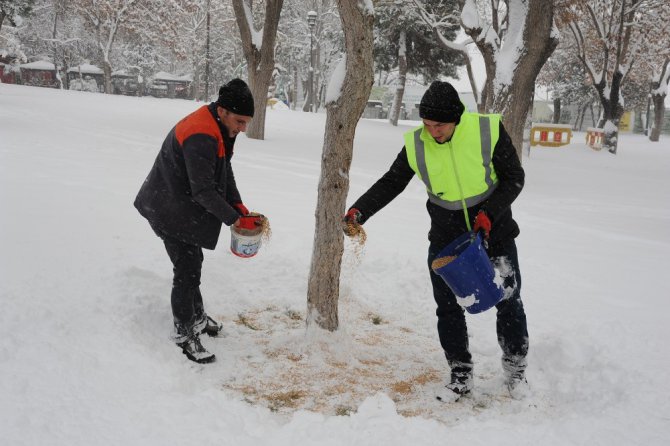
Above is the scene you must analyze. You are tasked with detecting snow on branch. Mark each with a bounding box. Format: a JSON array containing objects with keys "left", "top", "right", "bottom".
[
  {"left": 652, "top": 58, "right": 670, "bottom": 95},
  {"left": 494, "top": 0, "right": 528, "bottom": 91},
  {"left": 412, "top": 0, "right": 468, "bottom": 53},
  {"left": 461, "top": 0, "right": 481, "bottom": 30},
  {"left": 359, "top": 0, "right": 374, "bottom": 16},
  {"left": 325, "top": 55, "right": 347, "bottom": 105},
  {"left": 242, "top": 1, "right": 263, "bottom": 49}
]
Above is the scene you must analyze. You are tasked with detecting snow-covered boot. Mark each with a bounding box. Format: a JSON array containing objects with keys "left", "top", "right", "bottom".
[
  {"left": 177, "top": 335, "right": 216, "bottom": 364},
  {"left": 200, "top": 315, "right": 223, "bottom": 337},
  {"left": 503, "top": 355, "right": 529, "bottom": 399},
  {"left": 436, "top": 366, "right": 473, "bottom": 403},
  {"left": 506, "top": 372, "right": 530, "bottom": 400}
]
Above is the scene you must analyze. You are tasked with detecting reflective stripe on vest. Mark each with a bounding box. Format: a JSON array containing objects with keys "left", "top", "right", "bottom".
[{"left": 405, "top": 113, "right": 500, "bottom": 211}]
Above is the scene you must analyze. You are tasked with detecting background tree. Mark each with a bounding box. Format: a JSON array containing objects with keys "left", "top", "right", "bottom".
[
  {"left": 46, "top": 0, "right": 79, "bottom": 89},
  {"left": 161, "top": 0, "right": 212, "bottom": 100},
  {"left": 0, "top": 0, "right": 34, "bottom": 34},
  {"left": 74, "top": 0, "right": 146, "bottom": 93},
  {"left": 537, "top": 37, "right": 600, "bottom": 129},
  {"left": 464, "top": 0, "right": 558, "bottom": 158},
  {"left": 649, "top": 58, "right": 670, "bottom": 142},
  {"left": 310, "top": 2, "right": 344, "bottom": 112},
  {"left": 415, "top": 0, "right": 559, "bottom": 159},
  {"left": 375, "top": 0, "right": 463, "bottom": 126},
  {"left": 232, "top": 0, "right": 284, "bottom": 140},
  {"left": 413, "top": 0, "right": 483, "bottom": 110},
  {"left": 560, "top": 0, "right": 669, "bottom": 153},
  {"left": 276, "top": 0, "right": 342, "bottom": 113},
  {"left": 0, "top": 0, "right": 34, "bottom": 61},
  {"left": 306, "top": 0, "right": 374, "bottom": 332}
]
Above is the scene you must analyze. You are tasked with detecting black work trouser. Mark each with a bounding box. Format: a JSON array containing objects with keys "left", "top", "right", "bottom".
[
  {"left": 427, "top": 237, "right": 529, "bottom": 371},
  {"left": 152, "top": 227, "right": 205, "bottom": 334}
]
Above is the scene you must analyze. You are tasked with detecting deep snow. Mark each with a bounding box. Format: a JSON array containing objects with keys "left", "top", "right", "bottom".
[{"left": 1, "top": 83, "right": 669, "bottom": 445}]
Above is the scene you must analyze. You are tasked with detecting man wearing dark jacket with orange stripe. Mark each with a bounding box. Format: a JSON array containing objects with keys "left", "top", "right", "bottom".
[{"left": 135, "top": 78, "right": 261, "bottom": 364}]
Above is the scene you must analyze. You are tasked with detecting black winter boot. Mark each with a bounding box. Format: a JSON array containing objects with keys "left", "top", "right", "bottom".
[
  {"left": 201, "top": 315, "right": 223, "bottom": 337},
  {"left": 503, "top": 355, "right": 529, "bottom": 399},
  {"left": 177, "top": 335, "right": 216, "bottom": 364},
  {"left": 436, "top": 365, "right": 473, "bottom": 402}
]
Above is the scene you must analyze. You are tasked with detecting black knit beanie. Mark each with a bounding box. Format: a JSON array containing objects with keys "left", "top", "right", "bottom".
[
  {"left": 216, "top": 78, "right": 255, "bottom": 117},
  {"left": 419, "top": 81, "right": 464, "bottom": 124}
]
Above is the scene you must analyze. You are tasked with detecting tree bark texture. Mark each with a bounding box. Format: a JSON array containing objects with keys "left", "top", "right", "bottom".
[
  {"left": 102, "top": 61, "right": 112, "bottom": 94},
  {"left": 650, "top": 59, "right": 669, "bottom": 142},
  {"left": 650, "top": 94, "right": 666, "bottom": 142},
  {"left": 490, "top": 0, "right": 558, "bottom": 160},
  {"left": 389, "top": 30, "right": 407, "bottom": 127},
  {"left": 232, "top": 0, "right": 284, "bottom": 140},
  {"left": 306, "top": 0, "right": 374, "bottom": 332},
  {"left": 594, "top": 69, "right": 625, "bottom": 154}
]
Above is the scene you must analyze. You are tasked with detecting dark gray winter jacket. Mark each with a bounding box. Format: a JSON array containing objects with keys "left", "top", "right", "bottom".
[{"left": 134, "top": 103, "right": 242, "bottom": 249}]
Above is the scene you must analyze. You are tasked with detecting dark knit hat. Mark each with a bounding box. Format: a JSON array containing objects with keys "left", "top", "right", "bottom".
[
  {"left": 217, "top": 78, "right": 254, "bottom": 117},
  {"left": 419, "top": 81, "right": 464, "bottom": 124}
]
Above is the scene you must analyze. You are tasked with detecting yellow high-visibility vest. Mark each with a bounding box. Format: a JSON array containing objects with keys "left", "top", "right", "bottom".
[{"left": 405, "top": 112, "right": 501, "bottom": 211}]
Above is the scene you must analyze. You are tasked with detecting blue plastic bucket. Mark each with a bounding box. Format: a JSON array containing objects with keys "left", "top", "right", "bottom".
[{"left": 431, "top": 232, "right": 503, "bottom": 314}]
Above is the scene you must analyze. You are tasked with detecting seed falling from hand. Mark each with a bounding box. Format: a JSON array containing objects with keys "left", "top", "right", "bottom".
[{"left": 344, "top": 220, "right": 367, "bottom": 245}]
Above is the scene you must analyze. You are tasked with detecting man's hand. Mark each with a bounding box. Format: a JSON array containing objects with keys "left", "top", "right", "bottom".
[
  {"left": 236, "top": 214, "right": 263, "bottom": 230},
  {"left": 342, "top": 208, "right": 362, "bottom": 237},
  {"left": 233, "top": 202, "right": 250, "bottom": 216},
  {"left": 473, "top": 211, "right": 491, "bottom": 240}
]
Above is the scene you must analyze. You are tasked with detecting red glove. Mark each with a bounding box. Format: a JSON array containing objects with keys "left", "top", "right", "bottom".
[
  {"left": 473, "top": 211, "right": 491, "bottom": 240},
  {"left": 342, "top": 208, "right": 362, "bottom": 236},
  {"left": 343, "top": 208, "right": 362, "bottom": 225},
  {"left": 236, "top": 215, "right": 262, "bottom": 230},
  {"left": 233, "top": 202, "right": 250, "bottom": 216}
]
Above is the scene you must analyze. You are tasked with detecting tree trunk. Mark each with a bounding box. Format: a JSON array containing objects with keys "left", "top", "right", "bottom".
[
  {"left": 649, "top": 59, "right": 669, "bottom": 142},
  {"left": 389, "top": 30, "right": 407, "bottom": 127},
  {"left": 594, "top": 70, "right": 624, "bottom": 154},
  {"left": 491, "top": 0, "right": 558, "bottom": 160},
  {"left": 302, "top": 85, "right": 313, "bottom": 112},
  {"left": 575, "top": 102, "right": 588, "bottom": 131},
  {"left": 553, "top": 97, "right": 561, "bottom": 124},
  {"left": 102, "top": 61, "right": 112, "bottom": 94},
  {"left": 203, "top": 3, "right": 211, "bottom": 101},
  {"left": 52, "top": 10, "right": 63, "bottom": 90},
  {"left": 650, "top": 93, "right": 666, "bottom": 142},
  {"left": 306, "top": 0, "right": 374, "bottom": 331},
  {"left": 232, "top": 0, "right": 284, "bottom": 140},
  {"left": 590, "top": 104, "right": 596, "bottom": 129},
  {"left": 292, "top": 65, "right": 298, "bottom": 110}
]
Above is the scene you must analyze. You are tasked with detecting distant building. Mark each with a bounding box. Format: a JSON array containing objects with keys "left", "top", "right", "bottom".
[
  {"left": 363, "top": 100, "right": 385, "bottom": 119},
  {"left": 151, "top": 71, "right": 192, "bottom": 99},
  {"left": 67, "top": 64, "right": 104, "bottom": 92},
  {"left": 111, "top": 69, "right": 140, "bottom": 96},
  {"left": 0, "top": 53, "right": 19, "bottom": 84},
  {"left": 19, "top": 60, "right": 58, "bottom": 88}
]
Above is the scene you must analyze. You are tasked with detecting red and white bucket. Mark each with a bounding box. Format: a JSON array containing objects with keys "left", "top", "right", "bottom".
[{"left": 230, "top": 216, "right": 264, "bottom": 258}]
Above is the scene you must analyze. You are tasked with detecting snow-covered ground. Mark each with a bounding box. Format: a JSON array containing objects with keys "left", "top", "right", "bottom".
[{"left": 1, "top": 83, "right": 669, "bottom": 445}]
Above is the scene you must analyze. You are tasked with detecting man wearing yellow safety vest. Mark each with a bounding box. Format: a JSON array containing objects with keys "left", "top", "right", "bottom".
[{"left": 343, "top": 81, "right": 529, "bottom": 401}]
